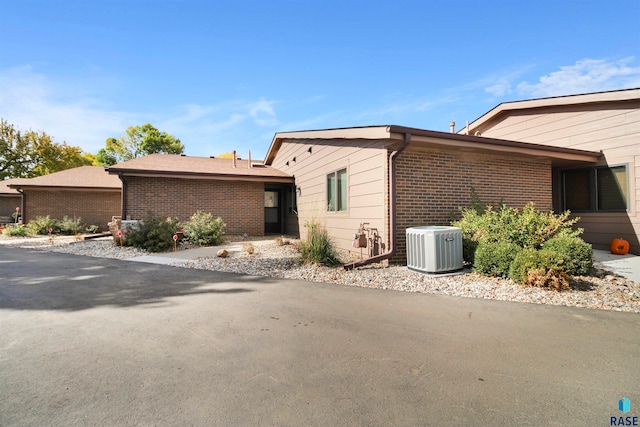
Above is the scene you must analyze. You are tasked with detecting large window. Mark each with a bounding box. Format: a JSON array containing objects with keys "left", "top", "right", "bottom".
[
  {"left": 327, "top": 168, "right": 347, "bottom": 212},
  {"left": 563, "top": 165, "right": 628, "bottom": 212}
]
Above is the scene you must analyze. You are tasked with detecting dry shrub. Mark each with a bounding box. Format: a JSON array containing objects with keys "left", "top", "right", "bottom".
[
  {"left": 274, "top": 236, "right": 290, "bottom": 246},
  {"left": 524, "top": 268, "right": 571, "bottom": 291},
  {"left": 243, "top": 242, "right": 255, "bottom": 255}
]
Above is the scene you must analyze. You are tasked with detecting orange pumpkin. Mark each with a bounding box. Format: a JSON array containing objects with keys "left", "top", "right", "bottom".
[{"left": 610, "top": 238, "right": 630, "bottom": 255}]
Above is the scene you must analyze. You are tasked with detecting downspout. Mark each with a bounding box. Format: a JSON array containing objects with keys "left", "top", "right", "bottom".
[
  {"left": 16, "top": 188, "right": 25, "bottom": 225},
  {"left": 344, "top": 131, "right": 411, "bottom": 270},
  {"left": 118, "top": 173, "right": 127, "bottom": 219}
]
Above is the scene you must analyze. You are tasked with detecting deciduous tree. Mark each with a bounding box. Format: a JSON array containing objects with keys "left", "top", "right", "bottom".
[
  {"left": 0, "top": 119, "right": 92, "bottom": 179},
  {"left": 96, "top": 123, "right": 184, "bottom": 166}
]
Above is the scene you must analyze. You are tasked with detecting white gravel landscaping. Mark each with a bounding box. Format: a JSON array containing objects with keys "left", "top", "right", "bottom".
[{"left": 2, "top": 235, "right": 639, "bottom": 313}]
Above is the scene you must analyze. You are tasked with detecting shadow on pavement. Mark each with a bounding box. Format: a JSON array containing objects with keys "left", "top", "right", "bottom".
[{"left": 0, "top": 246, "right": 277, "bottom": 312}]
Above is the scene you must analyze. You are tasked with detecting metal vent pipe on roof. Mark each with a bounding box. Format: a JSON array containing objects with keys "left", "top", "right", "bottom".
[
  {"left": 232, "top": 150, "right": 237, "bottom": 168},
  {"left": 450, "top": 122, "right": 455, "bottom": 133}
]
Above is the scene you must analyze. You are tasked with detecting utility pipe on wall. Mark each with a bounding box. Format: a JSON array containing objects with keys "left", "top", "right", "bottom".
[{"left": 344, "top": 131, "right": 411, "bottom": 270}]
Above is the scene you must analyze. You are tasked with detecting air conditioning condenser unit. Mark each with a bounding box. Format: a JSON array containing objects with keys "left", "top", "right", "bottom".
[{"left": 406, "top": 226, "right": 463, "bottom": 273}]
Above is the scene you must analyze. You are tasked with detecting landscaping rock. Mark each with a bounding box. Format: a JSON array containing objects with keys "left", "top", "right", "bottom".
[{"left": 217, "top": 249, "right": 228, "bottom": 258}]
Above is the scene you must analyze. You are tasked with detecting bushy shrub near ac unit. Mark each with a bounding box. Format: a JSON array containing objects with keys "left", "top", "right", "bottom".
[
  {"left": 452, "top": 191, "right": 593, "bottom": 290},
  {"left": 473, "top": 241, "right": 522, "bottom": 279}
]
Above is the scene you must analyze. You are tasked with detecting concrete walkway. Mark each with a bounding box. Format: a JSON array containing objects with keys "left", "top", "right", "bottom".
[
  {"left": 124, "top": 239, "right": 275, "bottom": 265},
  {"left": 593, "top": 249, "right": 640, "bottom": 282}
]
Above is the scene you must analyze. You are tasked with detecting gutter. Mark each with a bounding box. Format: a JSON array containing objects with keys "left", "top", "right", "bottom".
[
  {"left": 117, "top": 173, "right": 127, "bottom": 219},
  {"left": 344, "top": 131, "right": 411, "bottom": 270},
  {"left": 16, "top": 188, "right": 25, "bottom": 224}
]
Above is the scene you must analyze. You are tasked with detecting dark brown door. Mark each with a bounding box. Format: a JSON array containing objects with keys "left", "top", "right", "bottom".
[{"left": 264, "top": 190, "right": 281, "bottom": 234}]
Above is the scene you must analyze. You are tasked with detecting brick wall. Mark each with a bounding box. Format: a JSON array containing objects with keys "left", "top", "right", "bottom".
[
  {"left": 0, "top": 195, "right": 22, "bottom": 218},
  {"left": 24, "top": 190, "right": 121, "bottom": 231},
  {"left": 391, "top": 147, "right": 552, "bottom": 263},
  {"left": 124, "top": 176, "right": 265, "bottom": 235}
]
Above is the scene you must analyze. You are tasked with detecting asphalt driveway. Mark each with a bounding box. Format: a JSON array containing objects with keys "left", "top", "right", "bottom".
[{"left": 1, "top": 246, "right": 638, "bottom": 426}]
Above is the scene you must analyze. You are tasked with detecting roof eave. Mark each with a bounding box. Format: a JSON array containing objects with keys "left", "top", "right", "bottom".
[
  {"left": 107, "top": 168, "right": 294, "bottom": 183},
  {"left": 464, "top": 87, "right": 640, "bottom": 134}
]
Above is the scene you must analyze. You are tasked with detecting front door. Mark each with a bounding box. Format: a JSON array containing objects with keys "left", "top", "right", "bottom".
[{"left": 264, "top": 190, "right": 281, "bottom": 234}]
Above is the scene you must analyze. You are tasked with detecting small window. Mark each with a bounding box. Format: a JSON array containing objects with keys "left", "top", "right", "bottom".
[
  {"left": 327, "top": 168, "right": 347, "bottom": 212},
  {"left": 563, "top": 165, "right": 628, "bottom": 212}
]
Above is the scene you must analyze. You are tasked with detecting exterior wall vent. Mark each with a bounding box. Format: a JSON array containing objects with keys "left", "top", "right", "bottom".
[{"left": 406, "top": 226, "right": 463, "bottom": 273}]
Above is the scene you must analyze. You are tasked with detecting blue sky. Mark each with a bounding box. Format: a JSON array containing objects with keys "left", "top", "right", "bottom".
[{"left": 1, "top": 0, "right": 639, "bottom": 160}]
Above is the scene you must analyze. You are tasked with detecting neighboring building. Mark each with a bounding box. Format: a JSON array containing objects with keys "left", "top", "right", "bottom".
[
  {"left": 264, "top": 125, "right": 601, "bottom": 265},
  {"left": 464, "top": 88, "right": 640, "bottom": 254},
  {"left": 0, "top": 178, "right": 23, "bottom": 224},
  {"left": 9, "top": 166, "right": 122, "bottom": 230},
  {"left": 106, "top": 154, "right": 294, "bottom": 236}
]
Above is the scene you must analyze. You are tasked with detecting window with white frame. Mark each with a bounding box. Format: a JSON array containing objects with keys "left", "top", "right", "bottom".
[
  {"left": 327, "top": 168, "right": 347, "bottom": 212},
  {"left": 563, "top": 165, "right": 628, "bottom": 212}
]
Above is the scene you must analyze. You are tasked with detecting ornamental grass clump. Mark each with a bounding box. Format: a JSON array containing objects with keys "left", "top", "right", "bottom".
[
  {"left": 299, "top": 220, "right": 341, "bottom": 266},
  {"left": 26, "top": 216, "right": 60, "bottom": 235},
  {"left": 182, "top": 211, "right": 226, "bottom": 246},
  {"left": 2, "top": 224, "right": 29, "bottom": 237}
]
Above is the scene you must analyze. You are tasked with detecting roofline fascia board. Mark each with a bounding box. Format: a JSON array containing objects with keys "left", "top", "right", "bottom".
[
  {"left": 464, "top": 88, "right": 640, "bottom": 133},
  {"left": 396, "top": 132, "right": 602, "bottom": 162},
  {"left": 264, "top": 126, "right": 393, "bottom": 164},
  {"left": 8, "top": 185, "right": 121, "bottom": 192},
  {"left": 107, "top": 170, "right": 294, "bottom": 183}
]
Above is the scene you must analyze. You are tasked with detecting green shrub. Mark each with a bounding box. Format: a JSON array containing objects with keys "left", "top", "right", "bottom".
[
  {"left": 452, "top": 202, "right": 581, "bottom": 253},
  {"left": 124, "top": 216, "right": 180, "bottom": 252},
  {"left": 58, "top": 216, "right": 86, "bottom": 235},
  {"left": 543, "top": 233, "right": 593, "bottom": 276},
  {"left": 2, "top": 225, "right": 29, "bottom": 237},
  {"left": 85, "top": 224, "right": 100, "bottom": 234},
  {"left": 182, "top": 211, "right": 226, "bottom": 246},
  {"left": 300, "top": 221, "right": 341, "bottom": 266},
  {"left": 473, "top": 241, "right": 522, "bottom": 278},
  {"left": 26, "top": 216, "right": 60, "bottom": 235},
  {"left": 508, "top": 249, "right": 567, "bottom": 284}
]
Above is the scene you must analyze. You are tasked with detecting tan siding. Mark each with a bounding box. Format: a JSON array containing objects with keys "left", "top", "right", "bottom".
[
  {"left": 477, "top": 100, "right": 640, "bottom": 254},
  {"left": 272, "top": 139, "right": 390, "bottom": 257}
]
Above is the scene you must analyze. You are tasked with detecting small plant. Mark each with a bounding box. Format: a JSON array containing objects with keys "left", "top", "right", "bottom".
[
  {"left": 58, "top": 216, "right": 86, "bottom": 235},
  {"left": 2, "top": 224, "right": 29, "bottom": 237},
  {"left": 26, "top": 216, "right": 60, "bottom": 235},
  {"left": 243, "top": 242, "right": 255, "bottom": 255},
  {"left": 85, "top": 224, "right": 100, "bottom": 234},
  {"left": 124, "top": 216, "right": 180, "bottom": 252},
  {"left": 473, "top": 241, "right": 522, "bottom": 278},
  {"left": 182, "top": 211, "right": 226, "bottom": 246},
  {"left": 274, "top": 236, "right": 290, "bottom": 246},
  {"left": 299, "top": 220, "right": 341, "bottom": 266}
]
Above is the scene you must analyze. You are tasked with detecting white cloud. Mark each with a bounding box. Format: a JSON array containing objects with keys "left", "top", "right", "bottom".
[
  {"left": 517, "top": 57, "right": 640, "bottom": 97},
  {"left": 485, "top": 78, "right": 513, "bottom": 98},
  {"left": 0, "top": 66, "right": 283, "bottom": 157},
  {"left": 0, "top": 66, "right": 132, "bottom": 153},
  {"left": 248, "top": 98, "right": 278, "bottom": 126}
]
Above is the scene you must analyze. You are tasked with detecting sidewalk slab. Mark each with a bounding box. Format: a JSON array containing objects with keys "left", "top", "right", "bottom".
[{"left": 593, "top": 249, "right": 640, "bottom": 283}]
